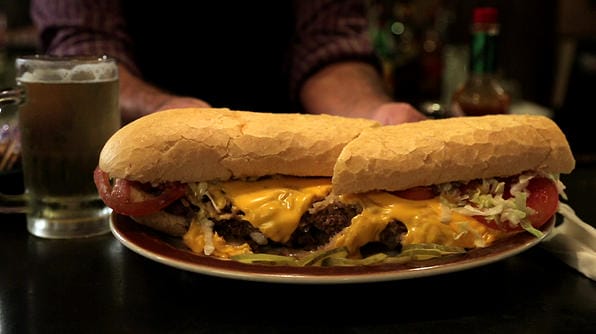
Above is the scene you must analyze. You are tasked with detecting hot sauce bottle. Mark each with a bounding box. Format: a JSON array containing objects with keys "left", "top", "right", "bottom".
[{"left": 451, "top": 7, "right": 510, "bottom": 116}]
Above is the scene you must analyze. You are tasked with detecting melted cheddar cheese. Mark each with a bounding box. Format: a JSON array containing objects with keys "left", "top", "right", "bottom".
[
  {"left": 210, "top": 177, "right": 332, "bottom": 243},
  {"left": 183, "top": 177, "right": 507, "bottom": 259},
  {"left": 184, "top": 221, "right": 252, "bottom": 258},
  {"left": 328, "top": 192, "right": 507, "bottom": 254}
]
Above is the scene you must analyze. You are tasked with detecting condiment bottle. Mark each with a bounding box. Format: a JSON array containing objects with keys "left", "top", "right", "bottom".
[{"left": 450, "top": 7, "right": 510, "bottom": 116}]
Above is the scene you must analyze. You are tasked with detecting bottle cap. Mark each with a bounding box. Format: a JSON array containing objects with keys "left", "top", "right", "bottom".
[{"left": 473, "top": 7, "right": 498, "bottom": 24}]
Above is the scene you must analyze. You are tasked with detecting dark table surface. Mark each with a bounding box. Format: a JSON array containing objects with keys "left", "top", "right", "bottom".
[{"left": 1, "top": 165, "right": 595, "bottom": 334}]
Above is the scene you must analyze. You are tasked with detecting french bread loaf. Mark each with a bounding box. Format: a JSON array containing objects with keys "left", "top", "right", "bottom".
[
  {"left": 99, "top": 107, "right": 380, "bottom": 183},
  {"left": 332, "top": 114, "right": 576, "bottom": 194}
]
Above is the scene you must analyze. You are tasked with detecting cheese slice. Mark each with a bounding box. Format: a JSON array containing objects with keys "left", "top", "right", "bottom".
[
  {"left": 328, "top": 191, "right": 507, "bottom": 254},
  {"left": 212, "top": 177, "right": 332, "bottom": 243},
  {"left": 184, "top": 177, "right": 507, "bottom": 260},
  {"left": 184, "top": 220, "right": 252, "bottom": 258}
]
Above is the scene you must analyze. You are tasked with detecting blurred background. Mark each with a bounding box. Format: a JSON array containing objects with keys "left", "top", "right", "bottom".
[
  {"left": 0, "top": 0, "right": 594, "bottom": 164},
  {"left": 367, "top": 0, "right": 596, "bottom": 165}
]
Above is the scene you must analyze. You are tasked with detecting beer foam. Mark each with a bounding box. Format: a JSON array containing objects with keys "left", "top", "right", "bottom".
[{"left": 18, "top": 62, "right": 118, "bottom": 83}]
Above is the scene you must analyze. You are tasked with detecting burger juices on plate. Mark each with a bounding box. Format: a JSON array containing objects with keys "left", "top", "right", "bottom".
[{"left": 94, "top": 108, "right": 575, "bottom": 266}]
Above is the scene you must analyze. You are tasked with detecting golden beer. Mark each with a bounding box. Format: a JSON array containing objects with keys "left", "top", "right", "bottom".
[{"left": 16, "top": 55, "right": 119, "bottom": 238}]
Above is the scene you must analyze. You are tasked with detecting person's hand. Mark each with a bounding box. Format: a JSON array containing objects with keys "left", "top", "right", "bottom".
[
  {"left": 369, "top": 102, "right": 427, "bottom": 125},
  {"left": 157, "top": 96, "right": 211, "bottom": 111}
]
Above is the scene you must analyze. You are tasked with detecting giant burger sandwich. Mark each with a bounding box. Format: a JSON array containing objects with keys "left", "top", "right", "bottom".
[{"left": 95, "top": 108, "right": 575, "bottom": 266}]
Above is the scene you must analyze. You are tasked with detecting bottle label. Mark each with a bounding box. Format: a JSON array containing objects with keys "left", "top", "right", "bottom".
[{"left": 471, "top": 32, "right": 497, "bottom": 74}]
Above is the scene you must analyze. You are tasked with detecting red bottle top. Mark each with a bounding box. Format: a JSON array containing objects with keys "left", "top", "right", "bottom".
[{"left": 473, "top": 7, "right": 498, "bottom": 24}]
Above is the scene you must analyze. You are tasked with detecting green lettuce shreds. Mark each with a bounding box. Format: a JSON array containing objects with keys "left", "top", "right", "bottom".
[
  {"left": 230, "top": 244, "right": 465, "bottom": 267},
  {"left": 440, "top": 173, "right": 543, "bottom": 236}
]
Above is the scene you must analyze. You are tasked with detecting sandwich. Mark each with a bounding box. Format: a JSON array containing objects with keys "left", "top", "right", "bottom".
[
  {"left": 94, "top": 107, "right": 380, "bottom": 260},
  {"left": 326, "top": 114, "right": 575, "bottom": 264},
  {"left": 95, "top": 108, "right": 575, "bottom": 266}
]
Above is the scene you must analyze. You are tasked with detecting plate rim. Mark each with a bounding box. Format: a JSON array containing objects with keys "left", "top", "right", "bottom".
[{"left": 110, "top": 213, "right": 554, "bottom": 284}]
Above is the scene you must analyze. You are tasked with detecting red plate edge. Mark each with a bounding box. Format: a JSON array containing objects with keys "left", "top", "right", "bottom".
[{"left": 110, "top": 213, "right": 555, "bottom": 284}]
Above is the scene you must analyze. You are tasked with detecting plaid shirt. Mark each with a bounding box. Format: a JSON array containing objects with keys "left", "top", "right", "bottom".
[{"left": 31, "top": 0, "right": 379, "bottom": 110}]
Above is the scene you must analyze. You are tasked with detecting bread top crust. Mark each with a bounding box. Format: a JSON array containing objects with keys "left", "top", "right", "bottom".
[
  {"left": 98, "top": 108, "right": 380, "bottom": 183},
  {"left": 332, "top": 114, "right": 576, "bottom": 194}
]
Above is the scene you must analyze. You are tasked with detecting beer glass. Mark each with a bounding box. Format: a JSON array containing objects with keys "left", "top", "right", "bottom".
[{"left": 0, "top": 55, "right": 120, "bottom": 238}]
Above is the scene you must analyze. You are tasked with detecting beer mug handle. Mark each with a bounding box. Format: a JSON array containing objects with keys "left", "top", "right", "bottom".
[
  {"left": 0, "top": 87, "right": 25, "bottom": 106},
  {"left": 0, "top": 193, "right": 28, "bottom": 213},
  {"left": 0, "top": 87, "right": 28, "bottom": 213}
]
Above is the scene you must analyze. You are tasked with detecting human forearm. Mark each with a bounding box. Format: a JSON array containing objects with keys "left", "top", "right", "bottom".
[
  {"left": 119, "top": 65, "right": 171, "bottom": 122},
  {"left": 300, "top": 61, "right": 390, "bottom": 118},
  {"left": 300, "top": 61, "right": 426, "bottom": 124},
  {"left": 119, "top": 65, "right": 209, "bottom": 123}
]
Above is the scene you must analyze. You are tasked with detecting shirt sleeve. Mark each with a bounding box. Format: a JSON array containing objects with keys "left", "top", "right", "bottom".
[
  {"left": 289, "top": 0, "right": 381, "bottom": 99},
  {"left": 30, "top": 0, "right": 140, "bottom": 75}
]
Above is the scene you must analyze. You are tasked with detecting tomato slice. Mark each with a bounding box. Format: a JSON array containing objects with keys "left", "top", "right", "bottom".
[
  {"left": 93, "top": 167, "right": 187, "bottom": 216},
  {"left": 475, "top": 177, "right": 559, "bottom": 231},
  {"left": 393, "top": 186, "right": 436, "bottom": 200}
]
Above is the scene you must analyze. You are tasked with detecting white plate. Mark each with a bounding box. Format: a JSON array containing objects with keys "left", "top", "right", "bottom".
[{"left": 110, "top": 213, "right": 554, "bottom": 284}]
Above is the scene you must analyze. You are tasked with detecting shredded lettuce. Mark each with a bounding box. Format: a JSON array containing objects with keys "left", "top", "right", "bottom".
[
  {"left": 439, "top": 172, "right": 547, "bottom": 235},
  {"left": 520, "top": 220, "right": 544, "bottom": 238},
  {"left": 230, "top": 244, "right": 466, "bottom": 267}
]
